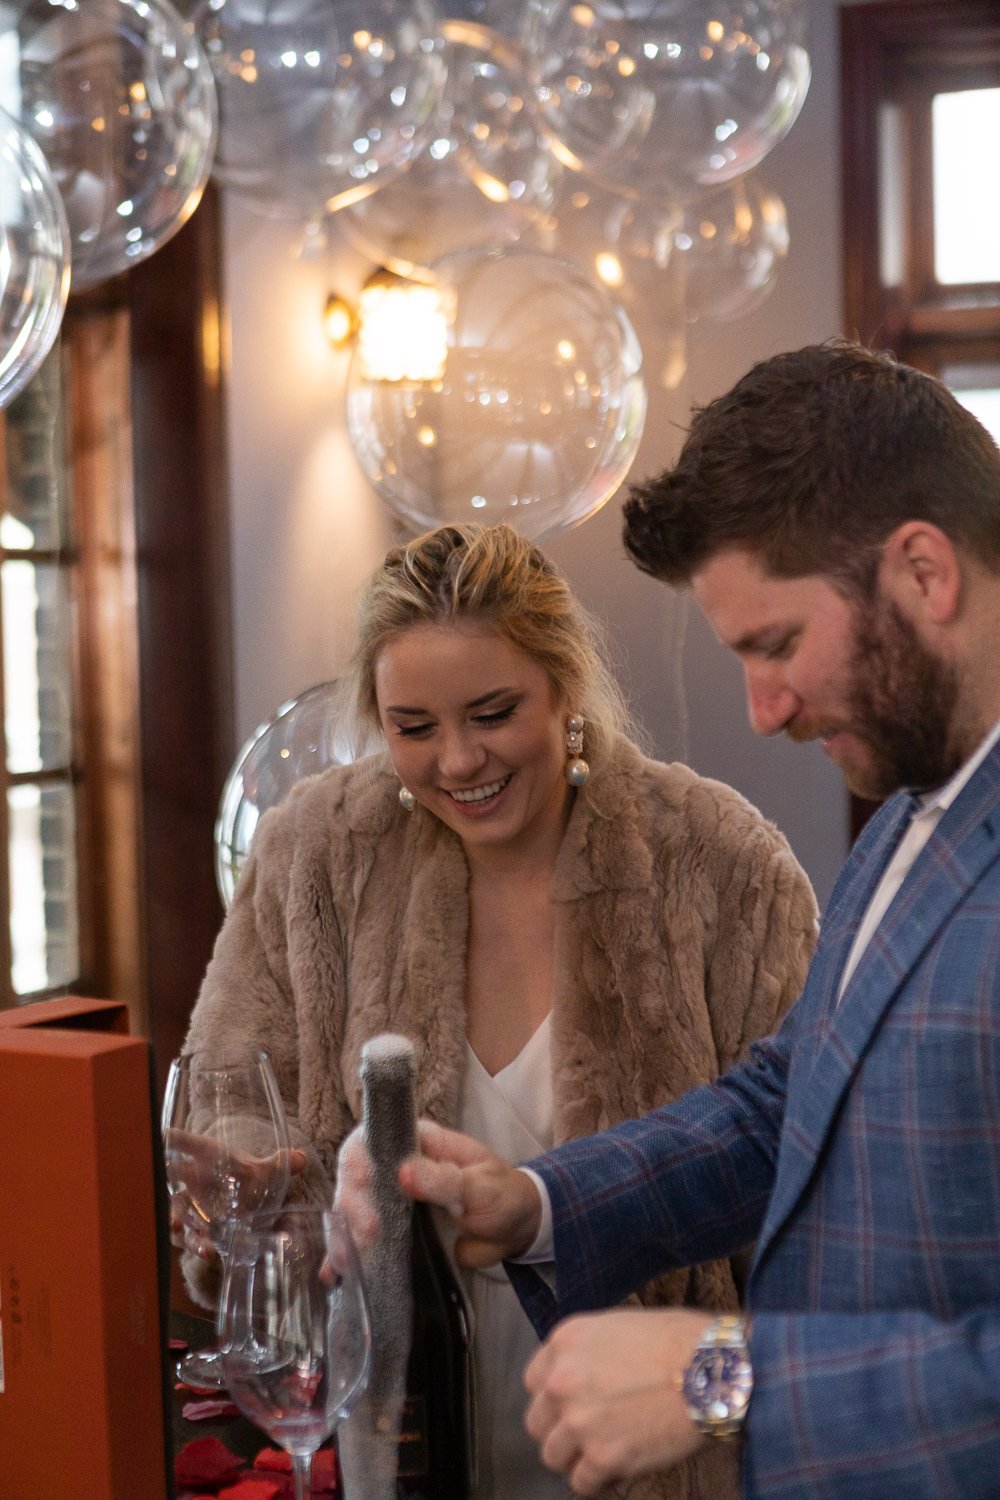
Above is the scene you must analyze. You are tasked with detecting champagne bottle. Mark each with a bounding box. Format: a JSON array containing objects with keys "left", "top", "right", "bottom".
[{"left": 339, "top": 1034, "right": 475, "bottom": 1500}]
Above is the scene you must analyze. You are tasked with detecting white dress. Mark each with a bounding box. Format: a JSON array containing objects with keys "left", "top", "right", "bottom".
[{"left": 457, "top": 1017, "right": 570, "bottom": 1500}]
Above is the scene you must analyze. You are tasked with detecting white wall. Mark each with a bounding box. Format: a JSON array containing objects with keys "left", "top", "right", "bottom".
[{"left": 223, "top": 0, "right": 856, "bottom": 907}]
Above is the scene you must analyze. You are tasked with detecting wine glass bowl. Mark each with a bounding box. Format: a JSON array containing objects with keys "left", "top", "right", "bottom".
[
  {"left": 161, "top": 1048, "right": 292, "bottom": 1387},
  {"left": 219, "top": 1206, "right": 372, "bottom": 1500}
]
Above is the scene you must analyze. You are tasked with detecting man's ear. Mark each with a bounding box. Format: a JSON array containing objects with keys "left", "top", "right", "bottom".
[{"left": 878, "top": 520, "right": 962, "bottom": 625}]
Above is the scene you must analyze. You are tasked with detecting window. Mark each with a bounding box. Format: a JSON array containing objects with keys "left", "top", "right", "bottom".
[
  {"left": 842, "top": 1, "right": 1000, "bottom": 375},
  {"left": 0, "top": 195, "right": 233, "bottom": 1089},
  {"left": 841, "top": 0, "right": 1000, "bottom": 836},
  {"left": 932, "top": 87, "right": 1000, "bottom": 291},
  {"left": 1, "top": 349, "right": 78, "bottom": 998}
]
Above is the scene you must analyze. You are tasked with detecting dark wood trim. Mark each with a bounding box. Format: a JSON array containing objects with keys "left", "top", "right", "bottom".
[
  {"left": 840, "top": 6, "right": 890, "bottom": 347},
  {"left": 127, "top": 185, "right": 233, "bottom": 1095},
  {"left": 0, "top": 416, "right": 12, "bottom": 996},
  {"left": 66, "top": 302, "right": 143, "bottom": 1014}
]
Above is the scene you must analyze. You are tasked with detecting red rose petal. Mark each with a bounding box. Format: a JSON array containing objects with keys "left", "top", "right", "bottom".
[
  {"left": 253, "top": 1448, "right": 293, "bottom": 1473},
  {"left": 311, "top": 1449, "right": 338, "bottom": 1491},
  {"left": 175, "top": 1435, "right": 246, "bottom": 1487},
  {"left": 218, "top": 1480, "right": 284, "bottom": 1500},
  {"left": 182, "top": 1396, "right": 240, "bottom": 1421},
  {"left": 249, "top": 1445, "right": 336, "bottom": 1491}
]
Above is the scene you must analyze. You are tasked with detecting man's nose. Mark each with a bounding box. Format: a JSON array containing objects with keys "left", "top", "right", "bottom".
[{"left": 745, "top": 669, "right": 799, "bottom": 738}]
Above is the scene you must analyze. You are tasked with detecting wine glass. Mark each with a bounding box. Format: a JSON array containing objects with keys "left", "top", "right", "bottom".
[
  {"left": 161, "top": 1047, "right": 292, "bottom": 1388},
  {"left": 219, "top": 1205, "right": 372, "bottom": 1500}
]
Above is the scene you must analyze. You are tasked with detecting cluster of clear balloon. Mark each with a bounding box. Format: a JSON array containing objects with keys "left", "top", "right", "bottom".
[
  {"left": 0, "top": 0, "right": 218, "bottom": 406},
  {"left": 327, "top": 1, "right": 807, "bottom": 533},
  {"left": 214, "top": 681, "right": 354, "bottom": 909},
  {"left": 204, "top": 1, "right": 806, "bottom": 315},
  {"left": 0, "top": 0, "right": 810, "bottom": 531}
]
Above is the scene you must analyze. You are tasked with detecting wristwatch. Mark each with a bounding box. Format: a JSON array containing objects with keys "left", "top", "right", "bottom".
[{"left": 679, "top": 1315, "right": 753, "bottom": 1440}]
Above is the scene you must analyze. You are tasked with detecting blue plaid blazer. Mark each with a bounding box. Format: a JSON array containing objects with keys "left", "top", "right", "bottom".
[{"left": 513, "top": 740, "right": 1000, "bottom": 1498}]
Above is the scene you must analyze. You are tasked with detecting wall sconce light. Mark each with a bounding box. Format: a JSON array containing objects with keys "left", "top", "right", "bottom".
[
  {"left": 323, "top": 292, "right": 357, "bottom": 348},
  {"left": 325, "top": 267, "right": 452, "bottom": 383}
]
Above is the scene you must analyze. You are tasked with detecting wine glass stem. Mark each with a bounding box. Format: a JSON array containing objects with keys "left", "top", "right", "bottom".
[{"left": 291, "top": 1451, "right": 313, "bottom": 1500}]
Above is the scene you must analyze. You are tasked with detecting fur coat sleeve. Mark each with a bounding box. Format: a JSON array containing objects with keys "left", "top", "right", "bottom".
[{"left": 179, "top": 737, "right": 817, "bottom": 1498}]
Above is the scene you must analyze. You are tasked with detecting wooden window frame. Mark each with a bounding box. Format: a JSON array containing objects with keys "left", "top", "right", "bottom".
[
  {"left": 3, "top": 187, "right": 234, "bottom": 1093},
  {"left": 841, "top": 0, "right": 1000, "bottom": 840},
  {"left": 841, "top": 0, "right": 1000, "bottom": 361}
]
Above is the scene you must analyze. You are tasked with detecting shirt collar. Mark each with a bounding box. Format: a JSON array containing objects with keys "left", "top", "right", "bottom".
[{"left": 913, "top": 714, "right": 1000, "bottom": 819}]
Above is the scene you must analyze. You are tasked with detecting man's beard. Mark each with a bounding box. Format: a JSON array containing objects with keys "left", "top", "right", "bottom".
[{"left": 844, "top": 596, "right": 963, "bottom": 801}]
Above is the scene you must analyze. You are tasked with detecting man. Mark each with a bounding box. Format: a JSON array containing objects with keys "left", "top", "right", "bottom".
[{"left": 395, "top": 342, "right": 1000, "bottom": 1498}]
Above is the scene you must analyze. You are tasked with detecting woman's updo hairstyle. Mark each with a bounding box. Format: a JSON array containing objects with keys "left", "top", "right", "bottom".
[{"left": 348, "top": 523, "right": 630, "bottom": 770}]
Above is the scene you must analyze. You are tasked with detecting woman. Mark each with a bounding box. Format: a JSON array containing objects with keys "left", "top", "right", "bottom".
[{"left": 182, "top": 522, "right": 817, "bottom": 1500}]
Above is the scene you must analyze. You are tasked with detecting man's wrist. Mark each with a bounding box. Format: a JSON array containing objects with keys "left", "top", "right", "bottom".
[
  {"left": 511, "top": 1167, "right": 553, "bottom": 1261},
  {"left": 677, "top": 1313, "right": 753, "bottom": 1441}
]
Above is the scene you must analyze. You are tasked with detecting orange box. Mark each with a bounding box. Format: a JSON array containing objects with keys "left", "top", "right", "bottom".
[
  {"left": 0, "top": 1025, "right": 170, "bottom": 1499},
  {"left": 0, "top": 993, "right": 130, "bottom": 1034}
]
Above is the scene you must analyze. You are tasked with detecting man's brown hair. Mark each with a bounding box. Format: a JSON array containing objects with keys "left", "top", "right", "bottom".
[{"left": 623, "top": 341, "right": 1000, "bottom": 597}]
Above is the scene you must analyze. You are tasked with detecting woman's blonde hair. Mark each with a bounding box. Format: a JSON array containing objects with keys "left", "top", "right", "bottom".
[{"left": 346, "top": 523, "right": 631, "bottom": 769}]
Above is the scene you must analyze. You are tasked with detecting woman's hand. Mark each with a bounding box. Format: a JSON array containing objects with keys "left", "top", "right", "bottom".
[
  {"left": 333, "top": 1126, "right": 382, "bottom": 1252},
  {"left": 166, "top": 1128, "right": 308, "bottom": 1260}
]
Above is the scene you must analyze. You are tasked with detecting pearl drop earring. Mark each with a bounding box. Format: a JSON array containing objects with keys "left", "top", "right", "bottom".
[
  {"left": 398, "top": 784, "right": 416, "bottom": 812},
  {"left": 564, "top": 714, "right": 589, "bottom": 786}
]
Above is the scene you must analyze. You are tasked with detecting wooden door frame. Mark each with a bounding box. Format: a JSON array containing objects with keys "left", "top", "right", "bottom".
[{"left": 127, "top": 187, "right": 234, "bottom": 1093}]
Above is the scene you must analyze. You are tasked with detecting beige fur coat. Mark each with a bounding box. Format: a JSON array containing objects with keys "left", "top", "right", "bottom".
[{"left": 183, "top": 735, "right": 817, "bottom": 1500}]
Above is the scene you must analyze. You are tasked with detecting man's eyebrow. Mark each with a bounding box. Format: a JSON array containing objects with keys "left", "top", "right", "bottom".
[{"left": 728, "top": 624, "right": 795, "bottom": 654}]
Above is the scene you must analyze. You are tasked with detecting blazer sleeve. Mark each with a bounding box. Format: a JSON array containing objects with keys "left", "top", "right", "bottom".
[
  {"left": 745, "top": 1305, "right": 1000, "bottom": 1498},
  {"left": 509, "top": 1017, "right": 794, "bottom": 1336}
]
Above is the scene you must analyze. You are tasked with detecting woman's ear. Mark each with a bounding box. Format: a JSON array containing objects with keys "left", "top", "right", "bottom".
[{"left": 878, "top": 520, "right": 962, "bottom": 626}]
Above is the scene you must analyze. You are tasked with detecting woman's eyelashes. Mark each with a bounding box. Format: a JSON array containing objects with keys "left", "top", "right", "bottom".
[
  {"left": 392, "top": 702, "right": 519, "bottom": 738},
  {"left": 473, "top": 703, "right": 517, "bottom": 727}
]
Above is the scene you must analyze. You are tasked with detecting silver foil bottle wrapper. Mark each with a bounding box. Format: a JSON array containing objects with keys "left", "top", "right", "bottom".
[{"left": 338, "top": 1034, "right": 418, "bottom": 1500}]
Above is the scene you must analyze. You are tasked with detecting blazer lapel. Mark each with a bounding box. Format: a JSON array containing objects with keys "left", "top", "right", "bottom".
[
  {"left": 798, "top": 790, "right": 920, "bottom": 1043},
  {"left": 755, "top": 756, "right": 1000, "bottom": 1262}
]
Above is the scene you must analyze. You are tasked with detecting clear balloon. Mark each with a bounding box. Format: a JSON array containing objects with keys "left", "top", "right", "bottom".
[
  {"left": 0, "top": 106, "right": 70, "bottom": 407},
  {"left": 337, "top": 19, "right": 557, "bottom": 277},
  {"left": 673, "top": 176, "right": 788, "bottom": 323},
  {"left": 5, "top": 0, "right": 218, "bottom": 290},
  {"left": 534, "top": 179, "right": 687, "bottom": 387},
  {"left": 214, "top": 681, "right": 353, "bottom": 909},
  {"left": 457, "top": 0, "right": 525, "bottom": 40},
  {"left": 523, "top": 0, "right": 810, "bottom": 200},
  {"left": 535, "top": 175, "right": 679, "bottom": 303},
  {"left": 346, "top": 245, "right": 647, "bottom": 543},
  {"left": 195, "top": 0, "right": 446, "bottom": 219}
]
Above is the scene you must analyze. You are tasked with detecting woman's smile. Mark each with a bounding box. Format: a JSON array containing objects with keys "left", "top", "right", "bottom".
[{"left": 446, "top": 774, "right": 514, "bottom": 806}]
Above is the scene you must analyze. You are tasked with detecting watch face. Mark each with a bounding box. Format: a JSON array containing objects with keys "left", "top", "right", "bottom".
[{"left": 682, "top": 1347, "right": 753, "bottom": 1424}]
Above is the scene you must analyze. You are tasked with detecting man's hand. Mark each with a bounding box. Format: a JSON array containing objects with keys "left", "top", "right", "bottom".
[
  {"left": 335, "top": 1118, "right": 541, "bottom": 1265},
  {"left": 399, "top": 1119, "right": 542, "bottom": 1267},
  {"left": 523, "top": 1308, "right": 716, "bottom": 1495}
]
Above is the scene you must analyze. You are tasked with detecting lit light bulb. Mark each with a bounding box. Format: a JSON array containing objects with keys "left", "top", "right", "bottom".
[{"left": 357, "top": 272, "right": 452, "bottom": 382}]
